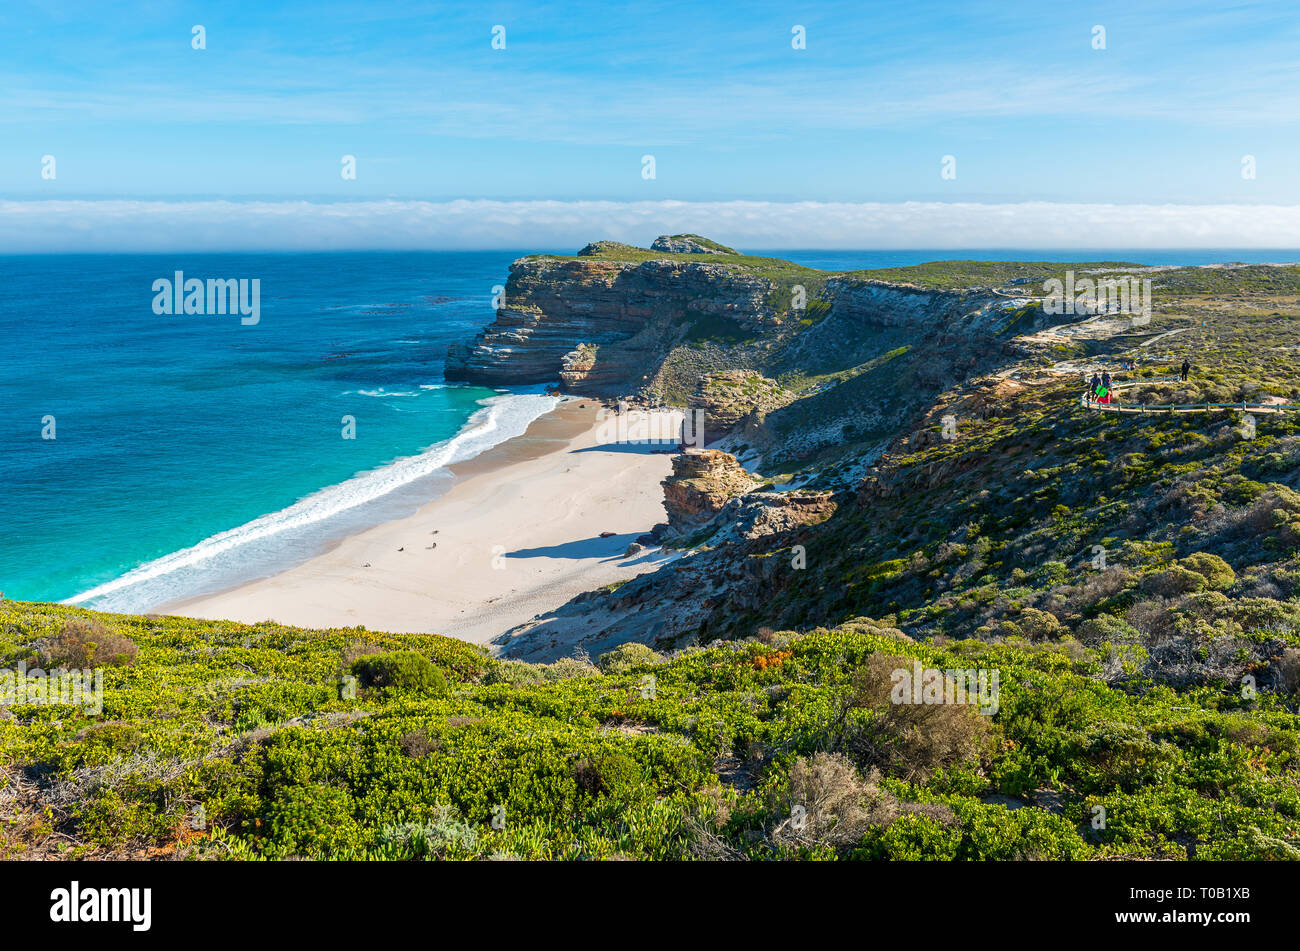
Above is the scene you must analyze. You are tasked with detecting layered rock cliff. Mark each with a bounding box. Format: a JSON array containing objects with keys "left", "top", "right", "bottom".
[
  {"left": 446, "top": 238, "right": 1045, "bottom": 477},
  {"left": 444, "top": 254, "right": 781, "bottom": 395}
]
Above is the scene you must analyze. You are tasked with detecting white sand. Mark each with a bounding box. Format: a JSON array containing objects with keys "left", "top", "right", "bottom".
[{"left": 163, "top": 401, "right": 681, "bottom": 645}]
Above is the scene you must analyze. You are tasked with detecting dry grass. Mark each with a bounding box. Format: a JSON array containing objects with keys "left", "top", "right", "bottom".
[
  {"left": 840, "top": 655, "right": 992, "bottom": 782},
  {"left": 39, "top": 619, "right": 137, "bottom": 668},
  {"left": 769, "top": 752, "right": 954, "bottom": 853}
]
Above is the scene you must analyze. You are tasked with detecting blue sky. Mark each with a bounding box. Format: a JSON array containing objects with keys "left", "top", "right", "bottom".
[{"left": 2, "top": 1, "right": 1300, "bottom": 248}]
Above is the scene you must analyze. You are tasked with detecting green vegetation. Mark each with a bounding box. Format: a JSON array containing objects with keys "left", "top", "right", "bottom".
[
  {"left": 527, "top": 246, "right": 831, "bottom": 302},
  {"left": 1, "top": 597, "right": 1297, "bottom": 860},
  {"left": 682, "top": 313, "right": 753, "bottom": 346},
  {"left": 351, "top": 651, "right": 449, "bottom": 697},
  {"left": 844, "top": 260, "right": 1144, "bottom": 290},
  {"left": 10, "top": 250, "right": 1300, "bottom": 862}
]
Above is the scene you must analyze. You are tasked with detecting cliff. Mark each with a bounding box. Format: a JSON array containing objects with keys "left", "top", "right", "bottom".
[
  {"left": 444, "top": 239, "right": 1022, "bottom": 438},
  {"left": 444, "top": 253, "right": 783, "bottom": 395}
]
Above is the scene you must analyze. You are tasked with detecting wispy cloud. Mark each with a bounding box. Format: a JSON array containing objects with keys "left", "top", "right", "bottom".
[{"left": 4, "top": 199, "right": 1300, "bottom": 252}]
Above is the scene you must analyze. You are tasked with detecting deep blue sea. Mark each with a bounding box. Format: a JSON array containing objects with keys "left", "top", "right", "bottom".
[{"left": 2, "top": 248, "right": 1295, "bottom": 611}]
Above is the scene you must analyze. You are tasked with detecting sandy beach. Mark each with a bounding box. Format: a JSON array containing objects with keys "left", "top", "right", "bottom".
[{"left": 164, "top": 400, "right": 681, "bottom": 645}]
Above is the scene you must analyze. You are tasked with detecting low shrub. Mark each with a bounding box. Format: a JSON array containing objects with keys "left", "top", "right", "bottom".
[
  {"left": 1141, "top": 566, "right": 1207, "bottom": 598},
  {"left": 1176, "top": 552, "right": 1236, "bottom": 591},
  {"left": 350, "top": 651, "right": 448, "bottom": 696},
  {"left": 838, "top": 655, "right": 991, "bottom": 782},
  {"left": 1078, "top": 614, "right": 1141, "bottom": 646},
  {"left": 573, "top": 750, "right": 647, "bottom": 802},
  {"left": 771, "top": 752, "right": 953, "bottom": 856},
  {"left": 597, "top": 642, "right": 663, "bottom": 674},
  {"left": 40, "top": 619, "right": 137, "bottom": 668}
]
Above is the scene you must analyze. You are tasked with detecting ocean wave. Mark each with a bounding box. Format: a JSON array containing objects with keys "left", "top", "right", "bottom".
[
  {"left": 67, "top": 390, "right": 560, "bottom": 612},
  {"left": 352, "top": 387, "right": 421, "bottom": 397}
]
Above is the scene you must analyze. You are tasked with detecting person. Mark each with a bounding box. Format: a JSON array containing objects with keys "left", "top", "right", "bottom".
[
  {"left": 1089, "top": 373, "right": 1101, "bottom": 399},
  {"left": 1101, "top": 370, "right": 1112, "bottom": 389},
  {"left": 1180, "top": 359, "right": 1190, "bottom": 381}
]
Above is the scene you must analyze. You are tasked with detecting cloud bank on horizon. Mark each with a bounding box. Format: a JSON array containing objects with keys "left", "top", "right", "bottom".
[
  {"left": 4, "top": 0, "right": 1300, "bottom": 223},
  {"left": 3, "top": 200, "right": 1300, "bottom": 253}
]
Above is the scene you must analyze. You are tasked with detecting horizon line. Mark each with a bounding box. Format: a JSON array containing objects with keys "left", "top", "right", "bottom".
[{"left": 6, "top": 199, "right": 1300, "bottom": 253}]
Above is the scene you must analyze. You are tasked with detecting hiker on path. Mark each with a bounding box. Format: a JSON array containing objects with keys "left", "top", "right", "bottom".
[
  {"left": 1089, "top": 373, "right": 1101, "bottom": 399},
  {"left": 1180, "top": 359, "right": 1191, "bottom": 381},
  {"left": 1101, "top": 370, "right": 1112, "bottom": 389}
]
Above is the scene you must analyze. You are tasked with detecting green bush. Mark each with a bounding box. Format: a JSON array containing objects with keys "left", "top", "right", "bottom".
[
  {"left": 1176, "top": 552, "right": 1236, "bottom": 591},
  {"left": 263, "top": 783, "right": 362, "bottom": 857},
  {"left": 351, "top": 651, "right": 448, "bottom": 696},
  {"left": 482, "top": 659, "right": 544, "bottom": 686},
  {"left": 597, "top": 642, "right": 663, "bottom": 674},
  {"left": 573, "top": 751, "right": 648, "bottom": 803},
  {"left": 1078, "top": 614, "right": 1141, "bottom": 645},
  {"left": 1014, "top": 608, "right": 1066, "bottom": 641}
]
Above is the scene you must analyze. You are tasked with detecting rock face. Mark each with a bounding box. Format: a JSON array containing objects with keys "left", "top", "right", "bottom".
[
  {"left": 689, "top": 369, "right": 793, "bottom": 437},
  {"left": 445, "top": 256, "right": 777, "bottom": 395},
  {"left": 446, "top": 250, "right": 1014, "bottom": 402},
  {"left": 711, "top": 491, "right": 838, "bottom": 541},
  {"left": 661, "top": 449, "right": 758, "bottom": 535},
  {"left": 650, "top": 234, "right": 736, "bottom": 255}
]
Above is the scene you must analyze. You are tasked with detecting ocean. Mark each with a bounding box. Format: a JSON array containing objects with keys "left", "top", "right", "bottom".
[{"left": 2, "top": 248, "right": 1295, "bottom": 611}]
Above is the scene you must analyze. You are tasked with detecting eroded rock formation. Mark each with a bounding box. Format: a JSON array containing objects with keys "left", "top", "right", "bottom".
[
  {"left": 661, "top": 449, "right": 759, "bottom": 535},
  {"left": 688, "top": 369, "right": 793, "bottom": 438}
]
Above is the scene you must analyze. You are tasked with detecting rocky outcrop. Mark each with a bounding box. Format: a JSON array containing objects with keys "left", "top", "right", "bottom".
[
  {"left": 689, "top": 369, "right": 793, "bottom": 437},
  {"left": 661, "top": 449, "right": 758, "bottom": 535},
  {"left": 650, "top": 234, "right": 736, "bottom": 255},
  {"left": 710, "top": 490, "right": 838, "bottom": 541},
  {"left": 445, "top": 256, "right": 778, "bottom": 395},
  {"left": 491, "top": 489, "right": 841, "bottom": 661}
]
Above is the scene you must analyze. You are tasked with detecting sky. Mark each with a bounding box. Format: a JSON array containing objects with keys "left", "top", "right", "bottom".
[{"left": 2, "top": 0, "right": 1300, "bottom": 249}]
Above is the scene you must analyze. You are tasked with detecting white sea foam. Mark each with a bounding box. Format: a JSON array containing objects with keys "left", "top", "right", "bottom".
[{"left": 67, "top": 389, "right": 560, "bottom": 613}]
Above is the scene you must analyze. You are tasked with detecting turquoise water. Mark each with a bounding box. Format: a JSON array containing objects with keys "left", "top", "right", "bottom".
[
  {"left": 0, "top": 252, "right": 558, "bottom": 610},
  {"left": 2, "top": 248, "right": 1293, "bottom": 611}
]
